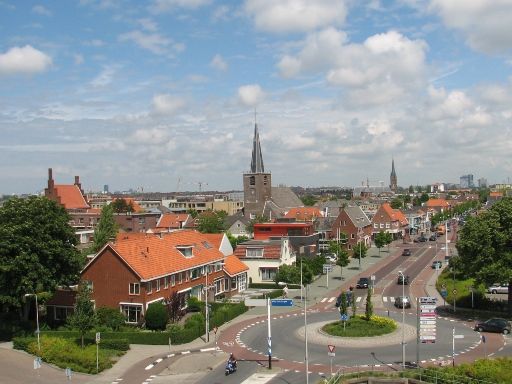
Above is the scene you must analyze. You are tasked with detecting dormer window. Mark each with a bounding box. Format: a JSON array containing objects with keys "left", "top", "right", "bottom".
[
  {"left": 177, "top": 245, "right": 193, "bottom": 257},
  {"left": 246, "top": 248, "right": 263, "bottom": 258}
]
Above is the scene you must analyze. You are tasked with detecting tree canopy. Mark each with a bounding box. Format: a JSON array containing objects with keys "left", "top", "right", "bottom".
[
  {"left": 0, "top": 197, "right": 82, "bottom": 309},
  {"left": 300, "top": 195, "right": 317, "bottom": 206},
  {"left": 92, "top": 204, "right": 118, "bottom": 252},
  {"left": 374, "top": 231, "right": 387, "bottom": 255},
  {"left": 111, "top": 198, "right": 134, "bottom": 213},
  {"left": 196, "top": 210, "right": 226, "bottom": 233},
  {"left": 67, "top": 281, "right": 96, "bottom": 347}
]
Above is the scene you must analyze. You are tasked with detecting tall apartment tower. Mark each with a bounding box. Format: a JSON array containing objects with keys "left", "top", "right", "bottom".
[
  {"left": 390, "top": 158, "right": 398, "bottom": 192},
  {"left": 243, "top": 121, "right": 271, "bottom": 219}
]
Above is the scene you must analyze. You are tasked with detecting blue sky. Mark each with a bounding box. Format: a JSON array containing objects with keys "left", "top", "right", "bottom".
[{"left": 1, "top": 0, "right": 512, "bottom": 195}]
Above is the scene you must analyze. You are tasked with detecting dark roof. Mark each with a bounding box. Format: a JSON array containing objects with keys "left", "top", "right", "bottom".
[{"left": 270, "top": 186, "right": 302, "bottom": 209}]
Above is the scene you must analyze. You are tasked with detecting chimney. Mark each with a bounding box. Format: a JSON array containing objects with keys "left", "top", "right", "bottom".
[{"left": 48, "top": 168, "right": 54, "bottom": 190}]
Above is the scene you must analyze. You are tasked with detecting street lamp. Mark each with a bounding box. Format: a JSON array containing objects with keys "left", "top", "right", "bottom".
[
  {"left": 204, "top": 261, "right": 224, "bottom": 343},
  {"left": 24, "top": 293, "right": 40, "bottom": 351},
  {"left": 357, "top": 226, "right": 363, "bottom": 270},
  {"left": 398, "top": 271, "right": 405, "bottom": 369},
  {"left": 304, "top": 284, "right": 309, "bottom": 384}
]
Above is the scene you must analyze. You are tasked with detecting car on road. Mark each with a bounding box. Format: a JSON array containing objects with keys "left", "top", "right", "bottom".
[
  {"left": 429, "top": 234, "right": 437, "bottom": 241},
  {"left": 414, "top": 235, "right": 428, "bottom": 243},
  {"left": 431, "top": 260, "right": 443, "bottom": 269},
  {"left": 474, "top": 318, "right": 511, "bottom": 334},
  {"left": 394, "top": 296, "right": 411, "bottom": 309},
  {"left": 356, "top": 277, "right": 369, "bottom": 289},
  {"left": 401, "top": 248, "right": 412, "bottom": 256},
  {"left": 397, "top": 275, "right": 409, "bottom": 285},
  {"left": 326, "top": 254, "right": 337, "bottom": 263},
  {"left": 487, "top": 284, "right": 509, "bottom": 294}
]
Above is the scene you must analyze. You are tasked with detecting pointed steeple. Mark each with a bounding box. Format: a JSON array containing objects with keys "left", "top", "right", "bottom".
[
  {"left": 250, "top": 120, "right": 265, "bottom": 173},
  {"left": 390, "top": 157, "right": 398, "bottom": 191},
  {"left": 391, "top": 158, "right": 396, "bottom": 178}
]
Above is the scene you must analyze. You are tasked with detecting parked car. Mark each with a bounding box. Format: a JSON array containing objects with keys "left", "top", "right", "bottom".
[
  {"left": 474, "top": 318, "right": 511, "bottom": 334},
  {"left": 431, "top": 260, "right": 443, "bottom": 269},
  {"left": 356, "top": 277, "right": 369, "bottom": 289},
  {"left": 397, "top": 275, "right": 410, "bottom": 285},
  {"left": 326, "top": 254, "right": 337, "bottom": 263},
  {"left": 394, "top": 296, "right": 411, "bottom": 309},
  {"left": 414, "top": 235, "right": 428, "bottom": 243},
  {"left": 487, "top": 284, "right": 509, "bottom": 294},
  {"left": 429, "top": 234, "right": 437, "bottom": 241},
  {"left": 401, "top": 249, "right": 412, "bottom": 256}
]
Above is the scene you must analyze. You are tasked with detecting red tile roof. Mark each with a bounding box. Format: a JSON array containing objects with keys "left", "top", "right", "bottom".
[
  {"left": 86, "top": 230, "right": 226, "bottom": 281},
  {"left": 223, "top": 255, "right": 249, "bottom": 277},
  {"left": 201, "top": 233, "right": 224, "bottom": 250},
  {"left": 233, "top": 243, "right": 281, "bottom": 259},
  {"left": 54, "top": 184, "right": 90, "bottom": 210},
  {"left": 284, "top": 207, "right": 322, "bottom": 221},
  {"left": 380, "top": 203, "right": 408, "bottom": 225},
  {"left": 157, "top": 213, "right": 190, "bottom": 229},
  {"left": 122, "top": 198, "right": 144, "bottom": 213},
  {"left": 426, "top": 199, "right": 450, "bottom": 208},
  {"left": 490, "top": 192, "right": 503, "bottom": 197}
]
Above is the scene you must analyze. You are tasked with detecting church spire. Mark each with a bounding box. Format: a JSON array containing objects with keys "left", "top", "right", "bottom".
[
  {"left": 250, "top": 117, "right": 265, "bottom": 173},
  {"left": 390, "top": 157, "right": 397, "bottom": 191}
]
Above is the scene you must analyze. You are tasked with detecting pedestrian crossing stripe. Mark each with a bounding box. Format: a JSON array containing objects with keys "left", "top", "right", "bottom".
[
  {"left": 356, "top": 296, "right": 362, "bottom": 303},
  {"left": 321, "top": 296, "right": 397, "bottom": 303}
]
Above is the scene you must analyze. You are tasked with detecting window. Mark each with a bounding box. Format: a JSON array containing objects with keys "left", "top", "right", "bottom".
[
  {"left": 54, "top": 307, "right": 73, "bottom": 321},
  {"left": 129, "top": 283, "right": 140, "bottom": 295},
  {"left": 231, "top": 277, "right": 237, "bottom": 290},
  {"left": 178, "top": 273, "right": 183, "bottom": 284},
  {"left": 191, "top": 268, "right": 201, "bottom": 280},
  {"left": 351, "top": 233, "right": 355, "bottom": 239},
  {"left": 380, "top": 223, "right": 384, "bottom": 228},
  {"left": 177, "top": 246, "right": 193, "bottom": 257},
  {"left": 164, "top": 276, "right": 168, "bottom": 289},
  {"left": 246, "top": 248, "right": 263, "bottom": 258},
  {"left": 185, "top": 271, "right": 189, "bottom": 281},
  {"left": 386, "top": 223, "right": 390, "bottom": 229},
  {"left": 249, "top": 176, "right": 255, "bottom": 186},
  {"left": 202, "top": 241, "right": 212, "bottom": 249},
  {"left": 156, "top": 279, "right": 160, "bottom": 292},
  {"left": 121, "top": 304, "right": 142, "bottom": 324},
  {"left": 84, "top": 280, "right": 94, "bottom": 292},
  {"left": 171, "top": 275, "right": 175, "bottom": 287},
  {"left": 260, "top": 268, "right": 276, "bottom": 281},
  {"left": 147, "top": 281, "right": 152, "bottom": 293},
  {"left": 343, "top": 220, "right": 346, "bottom": 226},
  {"left": 238, "top": 273, "right": 247, "bottom": 291},
  {"left": 374, "top": 223, "right": 378, "bottom": 228},
  {"left": 215, "top": 279, "right": 223, "bottom": 294},
  {"left": 215, "top": 263, "right": 222, "bottom": 272}
]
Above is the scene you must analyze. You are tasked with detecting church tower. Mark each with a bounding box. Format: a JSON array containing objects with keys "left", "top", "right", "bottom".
[
  {"left": 390, "top": 158, "right": 398, "bottom": 192},
  {"left": 243, "top": 120, "right": 272, "bottom": 219}
]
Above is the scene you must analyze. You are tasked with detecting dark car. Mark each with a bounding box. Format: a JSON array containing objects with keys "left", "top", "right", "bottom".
[
  {"left": 401, "top": 248, "right": 412, "bottom": 256},
  {"left": 429, "top": 234, "right": 437, "bottom": 241},
  {"left": 431, "top": 260, "right": 443, "bottom": 269},
  {"left": 394, "top": 296, "right": 411, "bottom": 309},
  {"left": 474, "top": 318, "right": 511, "bottom": 334},
  {"left": 397, "top": 275, "right": 409, "bottom": 285},
  {"left": 414, "top": 236, "right": 428, "bottom": 243},
  {"left": 356, "top": 277, "right": 369, "bottom": 289}
]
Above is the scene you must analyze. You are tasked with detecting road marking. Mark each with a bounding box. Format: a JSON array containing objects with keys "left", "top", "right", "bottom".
[
  {"left": 144, "top": 364, "right": 154, "bottom": 371},
  {"left": 320, "top": 298, "right": 327, "bottom": 303},
  {"left": 328, "top": 297, "right": 335, "bottom": 302},
  {"left": 200, "top": 347, "right": 217, "bottom": 352},
  {"left": 155, "top": 358, "right": 162, "bottom": 364},
  {"left": 356, "top": 297, "right": 362, "bottom": 303},
  {"left": 383, "top": 296, "right": 388, "bottom": 302},
  {"left": 239, "top": 372, "right": 279, "bottom": 383},
  {"left": 167, "top": 353, "right": 175, "bottom": 358},
  {"left": 181, "top": 351, "right": 191, "bottom": 355}
]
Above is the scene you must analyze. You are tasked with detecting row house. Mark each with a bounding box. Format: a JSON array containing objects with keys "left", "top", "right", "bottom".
[
  {"left": 224, "top": 212, "right": 251, "bottom": 238},
  {"left": 424, "top": 198, "right": 451, "bottom": 214},
  {"left": 81, "top": 230, "right": 248, "bottom": 324},
  {"left": 234, "top": 237, "right": 296, "bottom": 284},
  {"left": 403, "top": 208, "right": 432, "bottom": 236},
  {"left": 154, "top": 213, "right": 193, "bottom": 232},
  {"left": 331, "top": 205, "right": 372, "bottom": 251},
  {"left": 371, "top": 202, "right": 409, "bottom": 239}
]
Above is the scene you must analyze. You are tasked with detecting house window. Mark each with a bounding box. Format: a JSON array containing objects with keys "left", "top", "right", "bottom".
[
  {"left": 156, "top": 279, "right": 160, "bottom": 292},
  {"left": 129, "top": 283, "right": 140, "bottom": 295},
  {"left": 373, "top": 223, "right": 378, "bottom": 228},
  {"left": 54, "top": 307, "right": 73, "bottom": 321},
  {"left": 215, "top": 263, "right": 222, "bottom": 272},
  {"left": 185, "top": 271, "right": 189, "bottom": 281},
  {"left": 246, "top": 248, "right": 263, "bottom": 258},
  {"left": 351, "top": 233, "right": 355, "bottom": 239},
  {"left": 238, "top": 273, "right": 247, "bottom": 291},
  {"left": 380, "top": 223, "right": 384, "bottom": 228},
  {"left": 177, "top": 246, "right": 193, "bottom": 257},
  {"left": 343, "top": 220, "right": 346, "bottom": 226},
  {"left": 386, "top": 223, "right": 390, "bottom": 228},
  {"left": 348, "top": 244, "right": 352, "bottom": 250},
  {"left": 147, "top": 281, "right": 152, "bottom": 293},
  {"left": 231, "top": 277, "right": 237, "bottom": 290},
  {"left": 178, "top": 273, "right": 183, "bottom": 284},
  {"left": 171, "top": 275, "right": 175, "bottom": 287},
  {"left": 191, "top": 268, "right": 201, "bottom": 280},
  {"left": 121, "top": 304, "right": 142, "bottom": 324},
  {"left": 164, "top": 276, "right": 168, "bottom": 289},
  {"left": 84, "top": 280, "right": 94, "bottom": 292},
  {"left": 260, "top": 268, "right": 276, "bottom": 281},
  {"left": 215, "top": 279, "right": 223, "bottom": 294}
]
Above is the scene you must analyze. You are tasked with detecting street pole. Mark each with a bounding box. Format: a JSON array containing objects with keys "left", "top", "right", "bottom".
[
  {"left": 358, "top": 228, "right": 362, "bottom": 270},
  {"left": 304, "top": 285, "right": 309, "bottom": 384},
  {"left": 452, "top": 327, "right": 455, "bottom": 367},
  {"left": 326, "top": 267, "right": 329, "bottom": 289},
  {"left": 25, "top": 294, "right": 40, "bottom": 352},
  {"left": 416, "top": 297, "right": 420, "bottom": 367},
  {"left": 267, "top": 297, "right": 272, "bottom": 369},
  {"left": 300, "top": 258, "right": 303, "bottom": 305},
  {"left": 205, "top": 266, "right": 209, "bottom": 343},
  {"left": 399, "top": 271, "right": 405, "bottom": 369}
]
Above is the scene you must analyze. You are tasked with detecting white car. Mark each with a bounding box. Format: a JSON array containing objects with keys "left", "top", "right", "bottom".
[
  {"left": 326, "top": 255, "right": 337, "bottom": 263},
  {"left": 487, "top": 284, "right": 509, "bottom": 294}
]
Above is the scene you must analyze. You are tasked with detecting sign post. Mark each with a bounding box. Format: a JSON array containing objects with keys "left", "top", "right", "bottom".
[
  {"left": 328, "top": 345, "right": 335, "bottom": 376},
  {"left": 419, "top": 297, "right": 437, "bottom": 345},
  {"left": 452, "top": 289, "right": 457, "bottom": 313},
  {"left": 96, "top": 332, "right": 100, "bottom": 373},
  {"left": 267, "top": 298, "right": 272, "bottom": 369},
  {"left": 452, "top": 327, "right": 464, "bottom": 367},
  {"left": 323, "top": 264, "right": 333, "bottom": 289}
]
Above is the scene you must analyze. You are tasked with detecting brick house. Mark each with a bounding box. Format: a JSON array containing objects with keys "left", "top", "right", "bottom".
[
  {"left": 253, "top": 222, "right": 319, "bottom": 257},
  {"left": 371, "top": 203, "right": 409, "bottom": 239},
  {"left": 81, "top": 230, "right": 248, "bottom": 323},
  {"left": 331, "top": 206, "right": 372, "bottom": 251}
]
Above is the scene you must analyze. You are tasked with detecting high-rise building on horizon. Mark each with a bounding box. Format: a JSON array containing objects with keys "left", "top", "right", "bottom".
[{"left": 460, "top": 174, "right": 474, "bottom": 188}]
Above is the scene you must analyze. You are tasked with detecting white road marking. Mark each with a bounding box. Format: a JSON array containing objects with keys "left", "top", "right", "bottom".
[
  {"left": 320, "top": 298, "right": 327, "bottom": 303},
  {"left": 328, "top": 297, "right": 335, "bottom": 302},
  {"left": 144, "top": 364, "right": 154, "bottom": 371}
]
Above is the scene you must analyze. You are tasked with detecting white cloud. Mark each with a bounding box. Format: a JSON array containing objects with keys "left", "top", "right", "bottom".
[
  {"left": 430, "top": 0, "right": 512, "bottom": 54},
  {"left": 128, "top": 128, "right": 169, "bottom": 144},
  {"left": 119, "top": 30, "right": 184, "bottom": 55},
  {"left": 152, "top": 94, "right": 186, "bottom": 115},
  {"left": 238, "top": 84, "right": 265, "bottom": 106},
  {"left": 210, "top": 54, "right": 228, "bottom": 71},
  {"left": 0, "top": 45, "right": 52, "bottom": 75},
  {"left": 150, "top": 0, "right": 211, "bottom": 12},
  {"left": 245, "top": 0, "right": 347, "bottom": 34},
  {"left": 85, "top": 39, "right": 105, "bottom": 47},
  {"left": 90, "top": 66, "right": 116, "bottom": 87},
  {"left": 282, "top": 135, "right": 316, "bottom": 150},
  {"left": 32, "top": 5, "right": 52, "bottom": 16},
  {"left": 138, "top": 18, "right": 158, "bottom": 32},
  {"left": 427, "top": 86, "right": 473, "bottom": 120}
]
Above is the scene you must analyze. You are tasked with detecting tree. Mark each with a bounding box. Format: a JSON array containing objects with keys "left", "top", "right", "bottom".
[
  {"left": 67, "top": 282, "right": 96, "bottom": 347},
  {"left": 351, "top": 290, "right": 357, "bottom": 316},
  {"left": 420, "top": 193, "right": 429, "bottom": 203},
  {"left": 384, "top": 232, "right": 393, "bottom": 252},
  {"left": 0, "top": 197, "right": 81, "bottom": 311},
  {"left": 275, "top": 262, "right": 313, "bottom": 286},
  {"left": 145, "top": 303, "right": 169, "bottom": 330},
  {"left": 339, "top": 292, "right": 348, "bottom": 318},
  {"left": 166, "top": 292, "right": 186, "bottom": 323},
  {"left": 455, "top": 198, "right": 512, "bottom": 312},
  {"left": 92, "top": 204, "right": 118, "bottom": 252},
  {"left": 96, "top": 307, "right": 125, "bottom": 331},
  {"left": 226, "top": 232, "right": 248, "bottom": 250},
  {"left": 246, "top": 214, "right": 267, "bottom": 235},
  {"left": 412, "top": 196, "right": 421, "bottom": 206},
  {"left": 374, "top": 231, "right": 387, "bottom": 257},
  {"left": 301, "top": 195, "right": 317, "bottom": 206},
  {"left": 390, "top": 198, "right": 403, "bottom": 209},
  {"left": 111, "top": 198, "right": 134, "bottom": 213},
  {"left": 187, "top": 209, "right": 199, "bottom": 218},
  {"left": 353, "top": 242, "right": 368, "bottom": 261},
  {"left": 336, "top": 250, "right": 350, "bottom": 280},
  {"left": 196, "top": 210, "right": 225, "bottom": 233},
  {"left": 365, "top": 287, "right": 373, "bottom": 321},
  {"left": 408, "top": 185, "right": 414, "bottom": 194}
]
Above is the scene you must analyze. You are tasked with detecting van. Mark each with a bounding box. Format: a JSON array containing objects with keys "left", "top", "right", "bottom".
[{"left": 436, "top": 225, "right": 445, "bottom": 236}]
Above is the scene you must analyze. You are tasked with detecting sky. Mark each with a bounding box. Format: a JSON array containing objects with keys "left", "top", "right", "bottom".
[{"left": 1, "top": 0, "right": 512, "bottom": 195}]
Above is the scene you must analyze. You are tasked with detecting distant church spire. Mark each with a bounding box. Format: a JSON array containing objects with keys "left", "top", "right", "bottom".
[
  {"left": 250, "top": 114, "right": 265, "bottom": 173},
  {"left": 390, "top": 157, "right": 398, "bottom": 192}
]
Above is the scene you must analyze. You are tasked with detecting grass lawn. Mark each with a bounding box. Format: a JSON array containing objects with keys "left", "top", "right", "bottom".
[{"left": 322, "top": 315, "right": 396, "bottom": 337}]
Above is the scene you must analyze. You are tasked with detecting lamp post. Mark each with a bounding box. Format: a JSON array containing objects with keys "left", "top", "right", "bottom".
[
  {"left": 25, "top": 293, "right": 40, "bottom": 351},
  {"left": 204, "top": 261, "right": 225, "bottom": 343},
  {"left": 398, "top": 271, "right": 405, "bottom": 369},
  {"left": 304, "top": 284, "right": 309, "bottom": 384},
  {"left": 357, "top": 227, "right": 363, "bottom": 270}
]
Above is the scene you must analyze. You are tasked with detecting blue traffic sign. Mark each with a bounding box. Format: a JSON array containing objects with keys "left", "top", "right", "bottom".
[
  {"left": 271, "top": 299, "right": 293, "bottom": 307},
  {"left": 440, "top": 289, "right": 448, "bottom": 298},
  {"left": 340, "top": 313, "right": 349, "bottom": 321}
]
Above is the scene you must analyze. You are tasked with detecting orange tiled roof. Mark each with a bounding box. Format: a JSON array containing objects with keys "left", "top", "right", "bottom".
[
  {"left": 157, "top": 213, "right": 190, "bottom": 229},
  {"left": 90, "top": 230, "right": 225, "bottom": 280},
  {"left": 425, "top": 199, "right": 450, "bottom": 207},
  {"left": 54, "top": 185, "right": 90, "bottom": 210},
  {"left": 284, "top": 207, "right": 322, "bottom": 221},
  {"left": 201, "top": 233, "right": 224, "bottom": 250},
  {"left": 122, "top": 198, "right": 144, "bottom": 213},
  {"left": 393, "top": 209, "right": 408, "bottom": 226},
  {"left": 223, "top": 254, "right": 249, "bottom": 277},
  {"left": 380, "top": 203, "right": 408, "bottom": 225},
  {"left": 490, "top": 192, "right": 503, "bottom": 197}
]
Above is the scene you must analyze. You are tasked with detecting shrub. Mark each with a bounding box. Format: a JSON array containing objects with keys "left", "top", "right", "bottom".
[
  {"left": 96, "top": 307, "right": 125, "bottom": 331},
  {"left": 184, "top": 313, "right": 204, "bottom": 329},
  {"left": 13, "top": 336, "right": 35, "bottom": 351},
  {"left": 186, "top": 297, "right": 203, "bottom": 312},
  {"left": 145, "top": 303, "right": 169, "bottom": 331},
  {"left": 100, "top": 338, "right": 129, "bottom": 351}
]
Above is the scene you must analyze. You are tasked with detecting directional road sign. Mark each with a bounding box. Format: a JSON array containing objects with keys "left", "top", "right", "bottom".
[
  {"left": 340, "top": 313, "right": 349, "bottom": 321},
  {"left": 271, "top": 299, "right": 293, "bottom": 307}
]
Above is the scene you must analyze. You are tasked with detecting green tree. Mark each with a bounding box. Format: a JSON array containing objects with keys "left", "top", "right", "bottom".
[
  {"left": 300, "top": 195, "right": 317, "bottom": 206},
  {"left": 111, "top": 198, "right": 134, "bottom": 213},
  {"left": 351, "top": 291, "right": 357, "bottom": 316},
  {"left": 96, "top": 307, "right": 125, "bottom": 331},
  {"left": 145, "top": 303, "right": 169, "bottom": 330},
  {"left": 0, "top": 197, "right": 81, "bottom": 311},
  {"left": 365, "top": 287, "right": 373, "bottom": 321},
  {"left": 412, "top": 196, "right": 421, "bottom": 206},
  {"left": 226, "top": 232, "right": 248, "bottom": 250},
  {"left": 353, "top": 242, "right": 368, "bottom": 262},
  {"left": 339, "top": 292, "right": 348, "bottom": 318},
  {"left": 275, "top": 262, "right": 313, "bottom": 286},
  {"left": 67, "top": 282, "right": 96, "bottom": 347},
  {"left": 336, "top": 249, "right": 350, "bottom": 280},
  {"left": 455, "top": 198, "right": 512, "bottom": 312},
  {"left": 420, "top": 193, "right": 429, "bottom": 203},
  {"left": 187, "top": 209, "right": 199, "bottom": 218},
  {"left": 384, "top": 232, "right": 393, "bottom": 252},
  {"left": 93, "top": 204, "right": 118, "bottom": 252},
  {"left": 408, "top": 185, "right": 414, "bottom": 194},
  {"left": 390, "top": 198, "right": 403, "bottom": 209},
  {"left": 374, "top": 231, "right": 387, "bottom": 257},
  {"left": 196, "top": 210, "right": 225, "bottom": 233}
]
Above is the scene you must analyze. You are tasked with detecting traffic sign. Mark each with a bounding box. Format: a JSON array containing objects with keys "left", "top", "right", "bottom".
[
  {"left": 371, "top": 275, "right": 376, "bottom": 281},
  {"left": 96, "top": 332, "right": 101, "bottom": 344},
  {"left": 271, "top": 299, "right": 293, "bottom": 307},
  {"left": 441, "top": 289, "right": 448, "bottom": 298},
  {"left": 323, "top": 264, "right": 333, "bottom": 273},
  {"left": 452, "top": 289, "right": 458, "bottom": 295},
  {"left": 328, "top": 344, "right": 335, "bottom": 353},
  {"left": 340, "top": 313, "right": 349, "bottom": 321}
]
